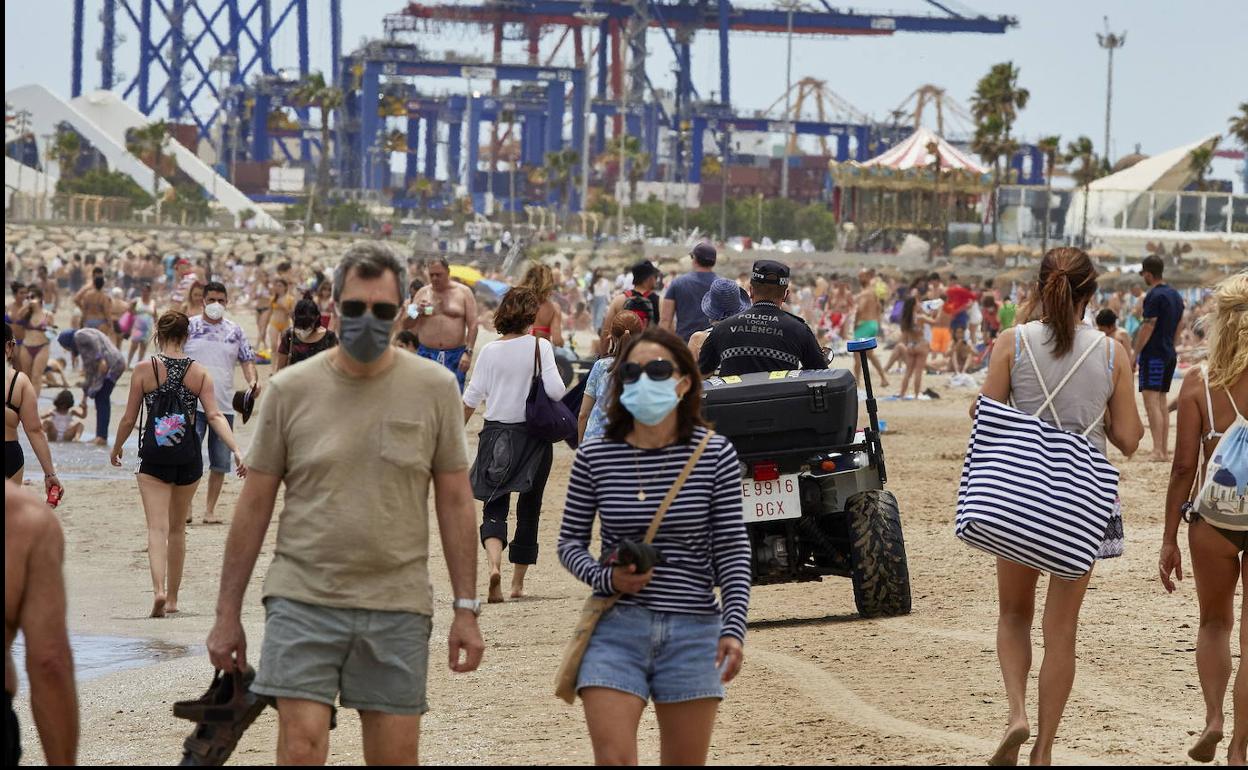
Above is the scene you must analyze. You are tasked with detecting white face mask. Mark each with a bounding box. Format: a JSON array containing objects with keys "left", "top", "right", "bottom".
[{"left": 204, "top": 302, "right": 225, "bottom": 321}]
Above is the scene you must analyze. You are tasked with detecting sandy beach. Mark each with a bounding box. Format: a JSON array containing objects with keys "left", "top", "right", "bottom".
[{"left": 8, "top": 333, "right": 1213, "bottom": 767}]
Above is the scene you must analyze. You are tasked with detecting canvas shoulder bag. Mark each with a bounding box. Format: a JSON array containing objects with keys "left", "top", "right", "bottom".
[
  {"left": 554, "top": 430, "right": 714, "bottom": 704},
  {"left": 956, "top": 328, "right": 1120, "bottom": 580}
]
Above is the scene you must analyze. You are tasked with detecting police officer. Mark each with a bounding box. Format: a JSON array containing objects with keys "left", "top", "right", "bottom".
[{"left": 697, "top": 259, "right": 827, "bottom": 376}]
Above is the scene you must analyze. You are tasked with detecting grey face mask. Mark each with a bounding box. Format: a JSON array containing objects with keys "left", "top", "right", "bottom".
[{"left": 338, "top": 312, "right": 392, "bottom": 363}]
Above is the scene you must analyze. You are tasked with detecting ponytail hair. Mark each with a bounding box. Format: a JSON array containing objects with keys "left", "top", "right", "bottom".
[
  {"left": 604, "top": 310, "right": 645, "bottom": 358},
  {"left": 1024, "top": 247, "right": 1099, "bottom": 357}
]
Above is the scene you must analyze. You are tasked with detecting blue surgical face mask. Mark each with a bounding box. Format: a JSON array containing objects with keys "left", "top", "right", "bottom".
[{"left": 619, "top": 374, "right": 684, "bottom": 426}]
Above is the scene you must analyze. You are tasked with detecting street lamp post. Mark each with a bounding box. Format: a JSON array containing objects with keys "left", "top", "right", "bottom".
[
  {"left": 778, "top": 0, "right": 800, "bottom": 199},
  {"left": 617, "top": 40, "right": 628, "bottom": 238},
  {"left": 1096, "top": 18, "right": 1126, "bottom": 169},
  {"left": 209, "top": 54, "right": 237, "bottom": 202},
  {"left": 40, "top": 132, "right": 54, "bottom": 218},
  {"left": 574, "top": 9, "right": 605, "bottom": 222}
]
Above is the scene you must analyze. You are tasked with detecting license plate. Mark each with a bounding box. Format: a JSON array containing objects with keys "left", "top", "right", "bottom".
[{"left": 741, "top": 473, "right": 802, "bottom": 522}]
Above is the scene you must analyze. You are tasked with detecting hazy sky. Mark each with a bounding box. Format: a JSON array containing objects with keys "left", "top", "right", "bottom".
[{"left": 6, "top": 0, "right": 1246, "bottom": 186}]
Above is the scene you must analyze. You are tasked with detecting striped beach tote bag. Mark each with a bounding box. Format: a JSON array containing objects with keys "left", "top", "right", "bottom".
[{"left": 955, "top": 334, "right": 1120, "bottom": 580}]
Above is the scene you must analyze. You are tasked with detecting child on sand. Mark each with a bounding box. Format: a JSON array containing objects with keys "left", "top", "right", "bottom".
[{"left": 40, "top": 390, "right": 87, "bottom": 443}]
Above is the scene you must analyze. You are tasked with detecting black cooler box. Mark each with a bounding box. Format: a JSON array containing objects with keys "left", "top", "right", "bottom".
[{"left": 702, "top": 369, "right": 857, "bottom": 459}]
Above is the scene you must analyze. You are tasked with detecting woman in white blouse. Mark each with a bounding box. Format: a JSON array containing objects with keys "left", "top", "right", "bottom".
[{"left": 463, "top": 288, "right": 566, "bottom": 603}]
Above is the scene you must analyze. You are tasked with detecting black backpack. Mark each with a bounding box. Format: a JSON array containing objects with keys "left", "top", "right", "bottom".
[
  {"left": 138, "top": 358, "right": 198, "bottom": 464},
  {"left": 623, "top": 290, "right": 657, "bottom": 327}
]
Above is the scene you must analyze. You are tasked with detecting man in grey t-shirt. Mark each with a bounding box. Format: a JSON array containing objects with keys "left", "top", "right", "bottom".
[{"left": 660, "top": 242, "right": 718, "bottom": 342}]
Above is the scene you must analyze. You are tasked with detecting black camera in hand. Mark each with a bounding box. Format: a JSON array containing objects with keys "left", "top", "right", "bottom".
[{"left": 601, "top": 540, "right": 663, "bottom": 574}]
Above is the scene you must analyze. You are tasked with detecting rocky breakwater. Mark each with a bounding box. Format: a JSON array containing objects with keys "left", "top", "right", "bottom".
[{"left": 5, "top": 223, "right": 378, "bottom": 268}]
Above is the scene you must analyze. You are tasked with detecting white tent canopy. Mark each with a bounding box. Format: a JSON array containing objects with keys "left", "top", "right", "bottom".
[{"left": 1065, "top": 133, "right": 1221, "bottom": 235}]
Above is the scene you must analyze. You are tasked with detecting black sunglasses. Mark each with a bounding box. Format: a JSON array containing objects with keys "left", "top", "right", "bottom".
[
  {"left": 339, "top": 300, "right": 400, "bottom": 322},
  {"left": 618, "top": 359, "right": 677, "bottom": 385}
]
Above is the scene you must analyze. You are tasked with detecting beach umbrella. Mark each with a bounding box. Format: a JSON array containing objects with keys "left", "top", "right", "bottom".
[
  {"left": 449, "top": 264, "right": 484, "bottom": 287},
  {"left": 951, "top": 244, "right": 983, "bottom": 257},
  {"left": 476, "top": 278, "right": 509, "bottom": 300},
  {"left": 995, "top": 266, "right": 1036, "bottom": 285},
  {"left": 1208, "top": 253, "right": 1248, "bottom": 267},
  {"left": 1087, "top": 248, "right": 1115, "bottom": 259}
]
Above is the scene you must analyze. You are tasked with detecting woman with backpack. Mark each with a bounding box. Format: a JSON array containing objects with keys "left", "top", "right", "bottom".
[
  {"left": 974, "top": 247, "right": 1143, "bottom": 766},
  {"left": 1159, "top": 273, "right": 1248, "bottom": 765},
  {"left": 109, "top": 311, "right": 246, "bottom": 618}
]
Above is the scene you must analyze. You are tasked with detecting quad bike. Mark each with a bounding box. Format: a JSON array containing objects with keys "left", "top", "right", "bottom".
[{"left": 701, "top": 338, "right": 912, "bottom": 618}]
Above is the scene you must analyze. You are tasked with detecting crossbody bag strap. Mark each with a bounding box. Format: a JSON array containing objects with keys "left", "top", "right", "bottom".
[
  {"left": 532, "top": 336, "right": 542, "bottom": 382},
  {"left": 642, "top": 430, "right": 714, "bottom": 544}
]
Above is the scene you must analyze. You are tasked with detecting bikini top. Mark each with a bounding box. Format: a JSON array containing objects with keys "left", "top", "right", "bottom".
[
  {"left": 6, "top": 371, "right": 19, "bottom": 413},
  {"left": 17, "top": 311, "right": 50, "bottom": 332},
  {"left": 1200, "top": 364, "right": 1246, "bottom": 442}
]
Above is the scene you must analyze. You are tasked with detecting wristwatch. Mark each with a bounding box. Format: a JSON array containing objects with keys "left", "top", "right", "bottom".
[{"left": 452, "top": 598, "right": 482, "bottom": 616}]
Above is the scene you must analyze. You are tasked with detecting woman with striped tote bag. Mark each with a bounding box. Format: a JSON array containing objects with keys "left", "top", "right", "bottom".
[{"left": 956, "top": 248, "right": 1144, "bottom": 766}]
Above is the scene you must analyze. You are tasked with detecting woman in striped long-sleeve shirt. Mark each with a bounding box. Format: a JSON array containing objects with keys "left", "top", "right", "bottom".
[{"left": 557, "top": 326, "right": 751, "bottom": 765}]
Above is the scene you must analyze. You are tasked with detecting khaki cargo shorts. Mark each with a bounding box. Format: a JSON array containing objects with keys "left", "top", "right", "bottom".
[{"left": 252, "top": 597, "right": 433, "bottom": 715}]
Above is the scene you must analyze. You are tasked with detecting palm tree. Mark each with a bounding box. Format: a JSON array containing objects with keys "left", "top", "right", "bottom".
[
  {"left": 290, "top": 71, "right": 343, "bottom": 203},
  {"left": 408, "top": 176, "right": 434, "bottom": 211},
  {"left": 1187, "top": 146, "right": 1215, "bottom": 192},
  {"left": 971, "top": 115, "right": 1012, "bottom": 244},
  {"left": 1037, "top": 134, "right": 1061, "bottom": 254},
  {"left": 544, "top": 148, "right": 580, "bottom": 223},
  {"left": 598, "top": 135, "right": 650, "bottom": 206},
  {"left": 1231, "top": 102, "right": 1248, "bottom": 145},
  {"left": 1230, "top": 102, "right": 1248, "bottom": 191},
  {"left": 971, "top": 63, "right": 1029, "bottom": 244},
  {"left": 125, "top": 120, "right": 170, "bottom": 221},
  {"left": 52, "top": 127, "right": 83, "bottom": 181},
  {"left": 1064, "top": 136, "right": 1102, "bottom": 247}
]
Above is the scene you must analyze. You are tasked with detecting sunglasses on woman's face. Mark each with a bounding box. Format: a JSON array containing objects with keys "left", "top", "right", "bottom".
[
  {"left": 339, "top": 300, "right": 399, "bottom": 322},
  {"left": 619, "top": 359, "right": 677, "bottom": 384}
]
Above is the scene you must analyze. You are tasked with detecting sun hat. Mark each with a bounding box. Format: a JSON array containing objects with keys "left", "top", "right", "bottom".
[
  {"left": 57, "top": 329, "right": 78, "bottom": 353},
  {"left": 232, "top": 386, "right": 257, "bottom": 424},
  {"left": 700, "top": 277, "right": 751, "bottom": 322}
]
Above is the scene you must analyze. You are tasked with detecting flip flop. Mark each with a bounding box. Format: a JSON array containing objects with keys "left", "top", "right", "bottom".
[{"left": 175, "top": 667, "right": 268, "bottom": 766}]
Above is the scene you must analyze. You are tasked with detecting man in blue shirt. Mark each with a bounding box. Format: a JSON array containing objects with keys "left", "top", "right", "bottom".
[
  {"left": 1135, "top": 254, "right": 1185, "bottom": 462},
  {"left": 660, "top": 242, "right": 718, "bottom": 342}
]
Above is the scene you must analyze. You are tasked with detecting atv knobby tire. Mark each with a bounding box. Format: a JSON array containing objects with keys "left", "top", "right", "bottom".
[{"left": 848, "top": 490, "right": 912, "bottom": 618}]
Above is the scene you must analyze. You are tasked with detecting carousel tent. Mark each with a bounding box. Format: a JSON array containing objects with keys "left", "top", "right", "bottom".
[{"left": 857, "top": 126, "right": 988, "bottom": 174}]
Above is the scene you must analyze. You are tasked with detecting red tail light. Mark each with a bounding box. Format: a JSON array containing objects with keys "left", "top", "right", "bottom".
[{"left": 752, "top": 461, "right": 780, "bottom": 481}]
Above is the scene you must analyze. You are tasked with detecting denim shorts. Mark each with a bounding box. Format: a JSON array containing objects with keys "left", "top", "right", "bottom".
[
  {"left": 576, "top": 603, "right": 725, "bottom": 704},
  {"left": 195, "top": 412, "right": 234, "bottom": 474},
  {"left": 252, "top": 597, "right": 433, "bottom": 715}
]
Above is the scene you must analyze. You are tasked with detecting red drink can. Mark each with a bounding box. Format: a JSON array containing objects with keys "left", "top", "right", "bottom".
[{"left": 46, "top": 485, "right": 63, "bottom": 508}]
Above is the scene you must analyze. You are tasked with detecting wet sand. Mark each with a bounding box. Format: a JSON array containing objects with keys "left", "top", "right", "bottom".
[{"left": 10, "top": 337, "right": 1215, "bottom": 766}]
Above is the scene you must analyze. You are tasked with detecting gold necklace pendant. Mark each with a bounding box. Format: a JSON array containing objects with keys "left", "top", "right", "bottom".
[{"left": 637, "top": 489, "right": 647, "bottom": 502}]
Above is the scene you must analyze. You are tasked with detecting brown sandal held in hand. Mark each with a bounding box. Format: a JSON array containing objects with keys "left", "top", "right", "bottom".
[{"left": 174, "top": 667, "right": 268, "bottom": 766}]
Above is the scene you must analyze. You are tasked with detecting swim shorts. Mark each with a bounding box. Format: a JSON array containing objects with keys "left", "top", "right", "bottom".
[
  {"left": 1138, "top": 354, "right": 1177, "bottom": 392},
  {"left": 417, "top": 344, "right": 467, "bottom": 391},
  {"left": 852, "top": 320, "right": 880, "bottom": 340},
  {"left": 930, "top": 327, "right": 953, "bottom": 355}
]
